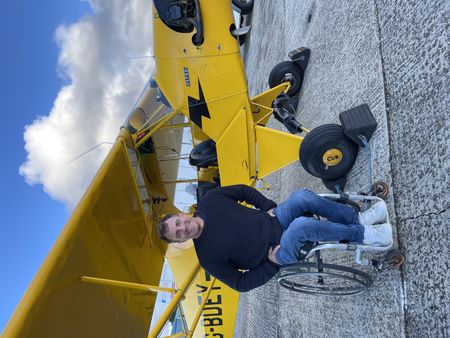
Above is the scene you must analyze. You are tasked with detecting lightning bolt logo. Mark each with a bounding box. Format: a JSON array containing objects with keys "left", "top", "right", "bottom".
[{"left": 188, "top": 80, "right": 211, "bottom": 129}]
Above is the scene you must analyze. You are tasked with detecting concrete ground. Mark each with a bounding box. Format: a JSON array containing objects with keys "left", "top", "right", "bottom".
[{"left": 235, "top": 1, "right": 449, "bottom": 337}]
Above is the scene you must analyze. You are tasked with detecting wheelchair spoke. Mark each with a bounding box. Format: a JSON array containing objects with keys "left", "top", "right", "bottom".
[{"left": 278, "top": 262, "right": 372, "bottom": 296}]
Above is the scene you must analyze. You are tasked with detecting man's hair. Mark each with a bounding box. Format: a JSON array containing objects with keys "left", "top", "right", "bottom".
[{"left": 157, "top": 213, "right": 176, "bottom": 243}]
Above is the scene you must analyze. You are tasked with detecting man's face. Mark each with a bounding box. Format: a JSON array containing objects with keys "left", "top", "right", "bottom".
[{"left": 164, "top": 213, "right": 202, "bottom": 242}]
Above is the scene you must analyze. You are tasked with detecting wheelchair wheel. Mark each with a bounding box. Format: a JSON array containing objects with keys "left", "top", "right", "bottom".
[
  {"left": 382, "top": 249, "right": 406, "bottom": 269},
  {"left": 278, "top": 262, "right": 372, "bottom": 296},
  {"left": 371, "top": 181, "right": 389, "bottom": 200}
]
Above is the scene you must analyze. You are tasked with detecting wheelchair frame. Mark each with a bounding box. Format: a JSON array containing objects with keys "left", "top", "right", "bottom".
[{"left": 277, "top": 193, "right": 404, "bottom": 296}]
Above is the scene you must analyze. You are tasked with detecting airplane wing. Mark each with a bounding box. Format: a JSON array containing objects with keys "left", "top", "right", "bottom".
[{"left": 4, "top": 136, "right": 170, "bottom": 337}]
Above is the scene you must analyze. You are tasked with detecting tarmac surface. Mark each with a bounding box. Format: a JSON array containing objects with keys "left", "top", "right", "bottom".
[{"left": 234, "top": 1, "right": 449, "bottom": 337}]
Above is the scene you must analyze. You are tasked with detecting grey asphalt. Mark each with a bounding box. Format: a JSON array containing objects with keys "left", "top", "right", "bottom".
[{"left": 234, "top": 1, "right": 449, "bottom": 337}]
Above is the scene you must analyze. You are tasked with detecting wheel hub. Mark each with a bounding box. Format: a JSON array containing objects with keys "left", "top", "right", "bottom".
[
  {"left": 282, "top": 73, "right": 297, "bottom": 89},
  {"left": 322, "top": 148, "right": 343, "bottom": 166}
]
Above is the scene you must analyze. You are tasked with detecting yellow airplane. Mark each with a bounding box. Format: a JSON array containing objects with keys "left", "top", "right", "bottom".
[{"left": 4, "top": 1, "right": 377, "bottom": 337}]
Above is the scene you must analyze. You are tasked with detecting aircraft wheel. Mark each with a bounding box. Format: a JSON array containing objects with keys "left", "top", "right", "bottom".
[
  {"left": 269, "top": 61, "right": 303, "bottom": 97},
  {"left": 232, "top": 0, "right": 254, "bottom": 15},
  {"left": 299, "top": 124, "right": 358, "bottom": 180}
]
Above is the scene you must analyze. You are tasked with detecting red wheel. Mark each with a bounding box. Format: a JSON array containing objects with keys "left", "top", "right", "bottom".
[
  {"left": 383, "top": 249, "right": 406, "bottom": 269},
  {"left": 371, "top": 181, "right": 389, "bottom": 200}
]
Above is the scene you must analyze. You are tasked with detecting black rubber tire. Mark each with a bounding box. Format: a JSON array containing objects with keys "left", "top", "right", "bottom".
[
  {"left": 299, "top": 124, "right": 358, "bottom": 180},
  {"left": 232, "top": 0, "right": 254, "bottom": 15},
  {"left": 189, "top": 139, "right": 217, "bottom": 168},
  {"left": 278, "top": 262, "right": 372, "bottom": 296},
  {"left": 268, "top": 61, "right": 303, "bottom": 97}
]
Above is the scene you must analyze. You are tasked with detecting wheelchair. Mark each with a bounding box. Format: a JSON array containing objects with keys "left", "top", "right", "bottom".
[{"left": 277, "top": 191, "right": 405, "bottom": 296}]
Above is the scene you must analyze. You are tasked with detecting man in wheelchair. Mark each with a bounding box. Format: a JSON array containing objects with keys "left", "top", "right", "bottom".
[
  {"left": 157, "top": 184, "right": 390, "bottom": 292},
  {"left": 266, "top": 189, "right": 389, "bottom": 265}
]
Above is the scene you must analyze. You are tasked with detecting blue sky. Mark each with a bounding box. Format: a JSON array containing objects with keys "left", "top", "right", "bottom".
[
  {"left": 0, "top": 0, "right": 93, "bottom": 331},
  {"left": 0, "top": 0, "right": 185, "bottom": 332}
]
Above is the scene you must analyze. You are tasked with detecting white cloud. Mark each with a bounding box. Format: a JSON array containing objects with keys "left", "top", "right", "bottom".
[{"left": 20, "top": 0, "right": 153, "bottom": 208}]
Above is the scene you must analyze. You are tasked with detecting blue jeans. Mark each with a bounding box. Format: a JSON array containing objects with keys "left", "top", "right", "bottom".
[{"left": 274, "top": 190, "right": 364, "bottom": 265}]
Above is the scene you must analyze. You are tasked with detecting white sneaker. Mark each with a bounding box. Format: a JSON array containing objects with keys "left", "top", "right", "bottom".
[
  {"left": 359, "top": 201, "right": 387, "bottom": 225},
  {"left": 363, "top": 223, "right": 392, "bottom": 246}
]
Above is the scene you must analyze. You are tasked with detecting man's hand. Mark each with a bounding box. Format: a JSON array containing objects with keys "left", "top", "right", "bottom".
[
  {"left": 267, "top": 208, "right": 276, "bottom": 217},
  {"left": 268, "top": 245, "right": 281, "bottom": 265}
]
